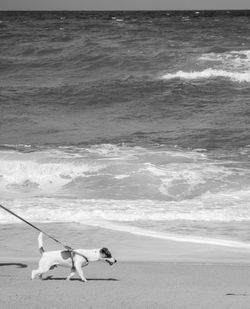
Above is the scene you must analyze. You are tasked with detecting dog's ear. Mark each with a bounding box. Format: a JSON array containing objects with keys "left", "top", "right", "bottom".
[{"left": 100, "top": 247, "right": 112, "bottom": 258}]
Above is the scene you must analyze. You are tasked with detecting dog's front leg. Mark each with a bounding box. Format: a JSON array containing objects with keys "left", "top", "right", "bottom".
[
  {"left": 75, "top": 263, "right": 87, "bottom": 282},
  {"left": 66, "top": 267, "right": 76, "bottom": 281}
]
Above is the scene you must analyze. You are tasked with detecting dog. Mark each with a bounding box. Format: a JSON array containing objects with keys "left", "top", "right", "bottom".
[{"left": 31, "top": 232, "right": 117, "bottom": 282}]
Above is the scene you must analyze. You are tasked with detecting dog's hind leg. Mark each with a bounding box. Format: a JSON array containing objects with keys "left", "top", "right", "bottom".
[
  {"left": 66, "top": 267, "right": 76, "bottom": 281},
  {"left": 31, "top": 260, "right": 53, "bottom": 280},
  {"left": 31, "top": 268, "right": 41, "bottom": 280},
  {"left": 31, "top": 268, "right": 46, "bottom": 280}
]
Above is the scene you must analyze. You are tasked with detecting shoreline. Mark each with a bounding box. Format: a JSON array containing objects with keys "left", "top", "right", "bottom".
[{"left": 1, "top": 222, "right": 250, "bottom": 263}]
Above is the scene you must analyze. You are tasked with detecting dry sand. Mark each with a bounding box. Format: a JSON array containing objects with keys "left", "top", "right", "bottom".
[{"left": 1, "top": 223, "right": 250, "bottom": 308}]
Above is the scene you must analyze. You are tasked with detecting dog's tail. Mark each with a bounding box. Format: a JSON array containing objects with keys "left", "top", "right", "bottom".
[{"left": 38, "top": 232, "right": 45, "bottom": 255}]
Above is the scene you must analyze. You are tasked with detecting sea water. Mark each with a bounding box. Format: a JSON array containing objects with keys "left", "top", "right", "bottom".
[{"left": 0, "top": 11, "right": 250, "bottom": 247}]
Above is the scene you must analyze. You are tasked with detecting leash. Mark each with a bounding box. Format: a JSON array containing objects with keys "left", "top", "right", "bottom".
[{"left": 0, "top": 204, "right": 89, "bottom": 265}]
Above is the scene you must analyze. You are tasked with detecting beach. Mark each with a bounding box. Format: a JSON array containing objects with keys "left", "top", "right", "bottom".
[
  {"left": 1, "top": 10, "right": 250, "bottom": 308},
  {"left": 1, "top": 224, "right": 250, "bottom": 308}
]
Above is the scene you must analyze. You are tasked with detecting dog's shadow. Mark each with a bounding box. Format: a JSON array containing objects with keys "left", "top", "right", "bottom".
[
  {"left": 44, "top": 275, "right": 119, "bottom": 282},
  {"left": 0, "top": 263, "right": 27, "bottom": 268}
]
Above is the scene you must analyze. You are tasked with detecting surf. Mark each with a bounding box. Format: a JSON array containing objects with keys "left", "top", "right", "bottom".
[
  {"left": 161, "top": 49, "right": 250, "bottom": 83},
  {"left": 161, "top": 68, "right": 250, "bottom": 83}
]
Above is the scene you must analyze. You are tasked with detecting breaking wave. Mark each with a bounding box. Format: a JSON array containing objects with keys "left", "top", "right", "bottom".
[
  {"left": 162, "top": 50, "right": 250, "bottom": 83},
  {"left": 162, "top": 68, "right": 250, "bottom": 83},
  {"left": 1, "top": 144, "right": 249, "bottom": 202}
]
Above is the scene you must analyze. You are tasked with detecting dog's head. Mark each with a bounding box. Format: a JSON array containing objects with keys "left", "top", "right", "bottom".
[{"left": 99, "top": 247, "right": 117, "bottom": 265}]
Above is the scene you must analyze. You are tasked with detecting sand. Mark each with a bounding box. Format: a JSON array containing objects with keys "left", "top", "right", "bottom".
[{"left": 1, "top": 223, "right": 250, "bottom": 308}]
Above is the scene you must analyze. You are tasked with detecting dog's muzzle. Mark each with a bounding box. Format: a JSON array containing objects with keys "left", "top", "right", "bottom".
[{"left": 105, "top": 258, "right": 117, "bottom": 266}]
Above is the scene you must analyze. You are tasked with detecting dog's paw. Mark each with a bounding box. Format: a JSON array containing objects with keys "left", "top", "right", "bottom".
[{"left": 81, "top": 279, "right": 88, "bottom": 283}]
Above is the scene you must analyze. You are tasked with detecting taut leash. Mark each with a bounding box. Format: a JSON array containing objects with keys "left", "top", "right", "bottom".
[{"left": 0, "top": 204, "right": 89, "bottom": 265}]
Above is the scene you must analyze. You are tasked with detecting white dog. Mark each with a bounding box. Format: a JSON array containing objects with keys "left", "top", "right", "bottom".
[{"left": 31, "top": 233, "right": 117, "bottom": 282}]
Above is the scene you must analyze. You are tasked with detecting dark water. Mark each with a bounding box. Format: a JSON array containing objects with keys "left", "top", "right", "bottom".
[{"left": 0, "top": 11, "right": 250, "bottom": 246}]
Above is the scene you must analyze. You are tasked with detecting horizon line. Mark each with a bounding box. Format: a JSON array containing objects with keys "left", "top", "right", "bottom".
[{"left": 1, "top": 9, "right": 250, "bottom": 12}]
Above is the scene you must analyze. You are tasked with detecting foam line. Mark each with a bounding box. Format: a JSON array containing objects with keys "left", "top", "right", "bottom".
[
  {"left": 162, "top": 68, "right": 250, "bottom": 83},
  {"left": 90, "top": 221, "right": 250, "bottom": 249}
]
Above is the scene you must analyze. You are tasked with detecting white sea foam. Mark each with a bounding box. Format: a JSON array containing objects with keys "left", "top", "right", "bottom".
[
  {"left": 114, "top": 175, "right": 130, "bottom": 179},
  {"left": 1, "top": 194, "right": 250, "bottom": 224},
  {"left": 145, "top": 160, "right": 233, "bottom": 199},
  {"left": 1, "top": 198, "right": 250, "bottom": 249},
  {"left": 0, "top": 150, "right": 104, "bottom": 193},
  {"left": 0, "top": 145, "right": 249, "bottom": 203},
  {"left": 162, "top": 50, "right": 250, "bottom": 83},
  {"left": 162, "top": 68, "right": 250, "bottom": 83},
  {"left": 199, "top": 50, "right": 250, "bottom": 69},
  {"left": 1, "top": 145, "right": 250, "bottom": 246}
]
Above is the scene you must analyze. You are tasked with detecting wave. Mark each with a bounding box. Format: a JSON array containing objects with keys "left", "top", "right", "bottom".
[
  {"left": 0, "top": 148, "right": 104, "bottom": 194},
  {"left": 162, "top": 68, "right": 250, "bottom": 83},
  {"left": 0, "top": 144, "right": 249, "bottom": 202},
  {"left": 162, "top": 50, "right": 250, "bottom": 83}
]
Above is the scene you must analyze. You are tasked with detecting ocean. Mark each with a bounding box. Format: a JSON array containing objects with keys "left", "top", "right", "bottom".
[{"left": 0, "top": 10, "right": 250, "bottom": 248}]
